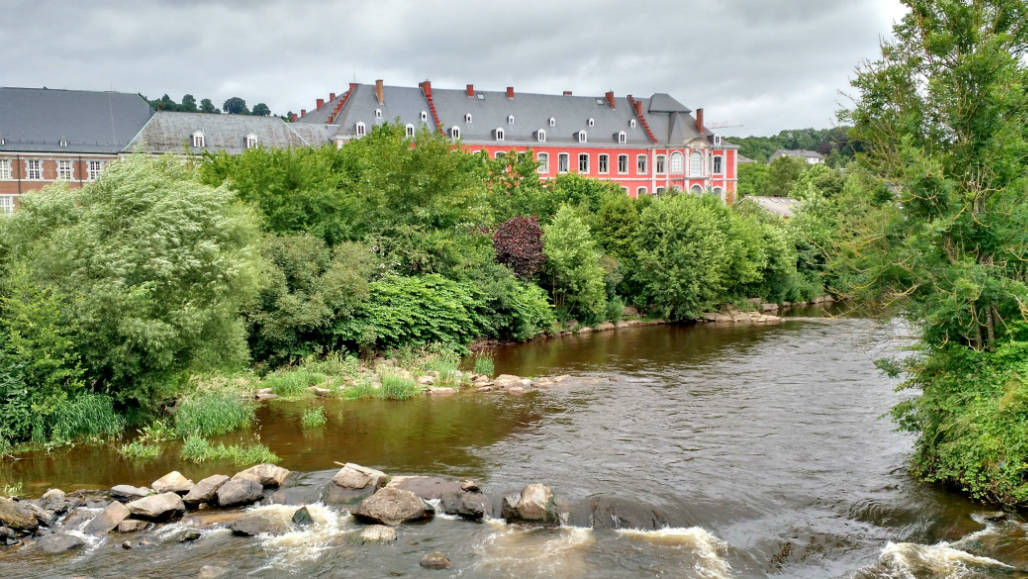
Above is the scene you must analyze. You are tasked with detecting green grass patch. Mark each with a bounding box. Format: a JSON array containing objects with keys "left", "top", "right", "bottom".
[
  {"left": 473, "top": 356, "right": 495, "bottom": 377},
  {"left": 174, "top": 391, "right": 255, "bottom": 438},
  {"left": 180, "top": 435, "right": 279, "bottom": 465},
  {"left": 1, "top": 481, "right": 23, "bottom": 498},
  {"left": 380, "top": 373, "right": 421, "bottom": 400},
  {"left": 301, "top": 407, "right": 327, "bottom": 428},
  {"left": 119, "top": 440, "right": 162, "bottom": 461},
  {"left": 262, "top": 367, "right": 328, "bottom": 397},
  {"left": 342, "top": 379, "right": 379, "bottom": 400},
  {"left": 50, "top": 393, "right": 125, "bottom": 443}
]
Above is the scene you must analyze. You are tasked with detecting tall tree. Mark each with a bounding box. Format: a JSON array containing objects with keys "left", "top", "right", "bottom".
[
  {"left": 181, "top": 94, "right": 198, "bottom": 112},
  {"left": 199, "top": 98, "right": 218, "bottom": 114},
  {"left": 222, "top": 97, "right": 249, "bottom": 115},
  {"left": 251, "top": 103, "right": 271, "bottom": 116}
]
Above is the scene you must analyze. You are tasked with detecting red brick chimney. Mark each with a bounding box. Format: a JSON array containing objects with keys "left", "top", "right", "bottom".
[
  {"left": 466, "top": 84, "right": 475, "bottom": 97},
  {"left": 562, "top": 90, "right": 572, "bottom": 96},
  {"left": 605, "top": 90, "right": 615, "bottom": 108},
  {"left": 316, "top": 98, "right": 324, "bottom": 110},
  {"left": 329, "top": 92, "right": 336, "bottom": 101},
  {"left": 300, "top": 108, "right": 307, "bottom": 118},
  {"left": 506, "top": 86, "right": 514, "bottom": 99},
  {"left": 419, "top": 80, "right": 432, "bottom": 98},
  {"left": 695, "top": 108, "right": 704, "bottom": 133},
  {"left": 289, "top": 113, "right": 297, "bottom": 122},
  {"left": 375, "top": 80, "right": 384, "bottom": 105}
]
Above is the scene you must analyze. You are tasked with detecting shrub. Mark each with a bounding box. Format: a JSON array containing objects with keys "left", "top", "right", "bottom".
[
  {"left": 380, "top": 373, "right": 420, "bottom": 400},
  {"left": 473, "top": 356, "right": 495, "bottom": 377},
  {"left": 542, "top": 206, "right": 607, "bottom": 323},
  {"left": 261, "top": 367, "right": 327, "bottom": 397},
  {"left": 301, "top": 407, "right": 327, "bottom": 428},
  {"left": 493, "top": 216, "right": 545, "bottom": 279},
  {"left": 180, "top": 434, "right": 279, "bottom": 465},
  {"left": 119, "top": 441, "right": 161, "bottom": 461},
  {"left": 466, "top": 263, "right": 556, "bottom": 342},
  {"left": 174, "top": 392, "right": 254, "bottom": 438}
]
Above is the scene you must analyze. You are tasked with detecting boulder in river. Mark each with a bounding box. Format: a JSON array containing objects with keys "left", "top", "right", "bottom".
[
  {"left": 291, "top": 506, "right": 314, "bottom": 527},
  {"left": 230, "top": 513, "right": 290, "bottom": 537},
  {"left": 127, "top": 492, "right": 185, "bottom": 522},
  {"left": 215, "top": 479, "right": 264, "bottom": 507},
  {"left": 353, "top": 487, "right": 434, "bottom": 526},
  {"left": 501, "top": 483, "right": 558, "bottom": 524},
  {"left": 440, "top": 490, "right": 489, "bottom": 521},
  {"left": 387, "top": 476, "right": 461, "bottom": 500},
  {"left": 232, "top": 464, "right": 290, "bottom": 488},
  {"left": 26, "top": 502, "right": 56, "bottom": 527},
  {"left": 117, "top": 519, "right": 149, "bottom": 533},
  {"left": 183, "top": 474, "right": 230, "bottom": 506},
  {"left": 359, "top": 524, "right": 397, "bottom": 542},
  {"left": 85, "top": 501, "right": 130, "bottom": 534},
  {"left": 40, "top": 489, "right": 68, "bottom": 514},
  {"left": 152, "top": 471, "right": 194, "bottom": 495},
  {"left": 36, "top": 533, "right": 86, "bottom": 554},
  {"left": 419, "top": 551, "right": 452, "bottom": 570},
  {"left": 332, "top": 463, "right": 388, "bottom": 491},
  {"left": 493, "top": 374, "right": 531, "bottom": 389},
  {"left": 111, "top": 485, "right": 151, "bottom": 502},
  {"left": 0, "top": 497, "right": 39, "bottom": 532}
]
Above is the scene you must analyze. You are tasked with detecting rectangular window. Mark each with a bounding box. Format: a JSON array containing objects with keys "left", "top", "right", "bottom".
[
  {"left": 617, "top": 154, "right": 628, "bottom": 174},
  {"left": 0, "top": 195, "right": 14, "bottom": 215},
  {"left": 578, "top": 153, "right": 589, "bottom": 173},
  {"left": 57, "top": 159, "right": 73, "bottom": 180},
  {"left": 598, "top": 154, "right": 609, "bottom": 174},
  {"left": 494, "top": 151, "right": 506, "bottom": 159},
  {"left": 713, "top": 156, "right": 723, "bottom": 174},
  {"left": 636, "top": 186, "right": 647, "bottom": 196},
  {"left": 26, "top": 159, "right": 42, "bottom": 180},
  {"left": 0, "top": 159, "right": 11, "bottom": 180},
  {"left": 88, "top": 160, "right": 105, "bottom": 180},
  {"left": 656, "top": 187, "right": 665, "bottom": 195},
  {"left": 656, "top": 155, "right": 666, "bottom": 173},
  {"left": 636, "top": 155, "right": 647, "bottom": 174},
  {"left": 558, "top": 153, "right": 569, "bottom": 173},
  {"left": 537, "top": 152, "right": 549, "bottom": 173}
]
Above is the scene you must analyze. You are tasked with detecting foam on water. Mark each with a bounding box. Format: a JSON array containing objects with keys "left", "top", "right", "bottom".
[
  {"left": 617, "top": 526, "right": 732, "bottom": 578},
  {"left": 876, "top": 540, "right": 1014, "bottom": 578},
  {"left": 475, "top": 524, "right": 596, "bottom": 578},
  {"left": 247, "top": 503, "right": 354, "bottom": 566}
]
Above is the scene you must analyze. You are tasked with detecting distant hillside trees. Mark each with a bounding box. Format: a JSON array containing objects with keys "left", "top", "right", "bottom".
[
  {"left": 143, "top": 93, "right": 274, "bottom": 117},
  {"left": 732, "top": 127, "right": 862, "bottom": 166}
]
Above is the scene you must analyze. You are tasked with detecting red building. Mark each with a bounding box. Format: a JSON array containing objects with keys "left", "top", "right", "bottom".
[{"left": 297, "top": 80, "right": 738, "bottom": 203}]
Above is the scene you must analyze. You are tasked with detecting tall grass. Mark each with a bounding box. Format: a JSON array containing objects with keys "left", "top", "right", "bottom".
[
  {"left": 180, "top": 434, "right": 279, "bottom": 465},
  {"left": 261, "top": 367, "right": 327, "bottom": 397},
  {"left": 380, "top": 373, "right": 420, "bottom": 400},
  {"left": 301, "top": 407, "right": 327, "bottom": 428},
  {"left": 473, "top": 356, "right": 495, "bottom": 377},
  {"left": 174, "top": 391, "right": 254, "bottom": 438},
  {"left": 342, "top": 379, "right": 379, "bottom": 400},
  {"left": 50, "top": 393, "right": 125, "bottom": 442},
  {"left": 119, "top": 440, "right": 161, "bottom": 461}
]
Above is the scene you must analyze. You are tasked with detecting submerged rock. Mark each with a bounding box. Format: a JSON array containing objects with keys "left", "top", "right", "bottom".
[
  {"left": 387, "top": 476, "right": 461, "bottom": 500},
  {"left": 183, "top": 474, "right": 230, "bottom": 506},
  {"left": 26, "top": 502, "right": 55, "bottom": 527},
  {"left": 0, "top": 497, "right": 39, "bottom": 532},
  {"left": 152, "top": 471, "right": 194, "bottom": 494},
  {"left": 232, "top": 464, "right": 290, "bottom": 488},
  {"left": 127, "top": 492, "right": 185, "bottom": 522},
  {"left": 111, "top": 485, "right": 151, "bottom": 502},
  {"left": 197, "top": 565, "right": 231, "bottom": 579},
  {"left": 493, "top": 374, "right": 531, "bottom": 389},
  {"left": 419, "top": 551, "right": 452, "bottom": 570},
  {"left": 85, "top": 501, "right": 130, "bottom": 534},
  {"left": 359, "top": 524, "right": 397, "bottom": 543},
  {"left": 332, "top": 463, "right": 388, "bottom": 491},
  {"left": 353, "top": 487, "right": 434, "bottom": 526},
  {"left": 36, "top": 533, "right": 85, "bottom": 554},
  {"left": 215, "top": 479, "right": 264, "bottom": 507},
  {"left": 502, "top": 483, "right": 558, "bottom": 524},
  {"left": 291, "top": 506, "right": 314, "bottom": 527}
]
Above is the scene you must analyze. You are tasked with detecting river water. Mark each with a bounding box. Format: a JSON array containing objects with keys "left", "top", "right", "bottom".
[{"left": 1, "top": 313, "right": 1025, "bottom": 577}]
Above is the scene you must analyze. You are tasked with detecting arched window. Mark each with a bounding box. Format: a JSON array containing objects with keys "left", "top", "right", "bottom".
[
  {"left": 578, "top": 131, "right": 587, "bottom": 144},
  {"left": 637, "top": 186, "right": 647, "bottom": 196},
  {"left": 536, "top": 152, "right": 549, "bottom": 173},
  {"left": 191, "top": 131, "right": 205, "bottom": 148},
  {"left": 689, "top": 151, "right": 704, "bottom": 176},
  {"left": 405, "top": 124, "right": 415, "bottom": 138},
  {"left": 537, "top": 129, "right": 546, "bottom": 142},
  {"left": 507, "top": 114, "right": 515, "bottom": 125},
  {"left": 465, "top": 113, "right": 472, "bottom": 124},
  {"left": 355, "top": 122, "right": 366, "bottom": 137},
  {"left": 629, "top": 119, "right": 637, "bottom": 128},
  {"left": 690, "top": 184, "right": 703, "bottom": 194},
  {"left": 374, "top": 108, "right": 383, "bottom": 119},
  {"left": 548, "top": 117, "right": 556, "bottom": 127},
  {"left": 713, "top": 135, "right": 723, "bottom": 146},
  {"left": 495, "top": 128, "right": 505, "bottom": 141},
  {"left": 420, "top": 110, "right": 428, "bottom": 122},
  {"left": 245, "top": 133, "right": 258, "bottom": 149},
  {"left": 587, "top": 118, "right": 595, "bottom": 127},
  {"left": 450, "top": 126, "right": 461, "bottom": 140},
  {"left": 670, "top": 152, "right": 684, "bottom": 174},
  {"left": 617, "top": 131, "right": 627, "bottom": 144}
]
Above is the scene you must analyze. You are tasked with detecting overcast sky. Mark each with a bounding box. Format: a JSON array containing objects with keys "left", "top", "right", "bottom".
[{"left": 4, "top": 0, "right": 907, "bottom": 136}]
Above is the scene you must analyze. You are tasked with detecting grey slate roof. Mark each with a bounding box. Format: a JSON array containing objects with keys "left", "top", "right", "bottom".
[
  {"left": 742, "top": 196, "right": 799, "bottom": 218},
  {"left": 302, "top": 83, "right": 729, "bottom": 148},
  {"left": 0, "top": 87, "right": 153, "bottom": 153},
  {"left": 127, "top": 111, "right": 332, "bottom": 154},
  {"left": 769, "top": 149, "right": 824, "bottom": 162}
]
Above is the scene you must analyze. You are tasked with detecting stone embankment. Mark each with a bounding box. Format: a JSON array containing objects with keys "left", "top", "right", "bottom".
[{"left": 0, "top": 461, "right": 566, "bottom": 573}]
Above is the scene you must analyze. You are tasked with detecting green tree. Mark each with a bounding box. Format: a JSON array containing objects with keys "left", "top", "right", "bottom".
[
  {"left": 200, "top": 98, "right": 218, "bottom": 113},
  {"left": 736, "top": 163, "right": 769, "bottom": 197},
  {"left": 181, "top": 94, "right": 198, "bottom": 112},
  {"left": 765, "top": 156, "right": 807, "bottom": 196},
  {"left": 542, "top": 205, "right": 606, "bottom": 323},
  {"left": 252, "top": 103, "right": 271, "bottom": 116},
  {"left": 223, "top": 97, "right": 249, "bottom": 115}
]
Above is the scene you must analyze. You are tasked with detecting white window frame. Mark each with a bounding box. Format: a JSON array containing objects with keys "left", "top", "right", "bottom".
[
  {"left": 57, "top": 159, "right": 73, "bottom": 180},
  {"left": 578, "top": 131, "right": 587, "bottom": 144},
  {"left": 494, "top": 151, "right": 506, "bottom": 160},
  {"left": 617, "top": 154, "right": 628, "bottom": 174},
  {"left": 495, "top": 128, "right": 504, "bottom": 141},
  {"left": 0, "top": 195, "right": 15, "bottom": 215},
  {"left": 507, "top": 114, "right": 515, "bottom": 125},
  {"left": 245, "top": 133, "right": 258, "bottom": 150},
  {"left": 25, "top": 159, "right": 42, "bottom": 180},
  {"left": 713, "top": 155, "right": 724, "bottom": 175},
  {"left": 587, "top": 118, "right": 595, "bottom": 127},
  {"left": 0, "top": 159, "right": 11, "bottom": 180},
  {"left": 548, "top": 117, "right": 556, "bottom": 127},
  {"left": 690, "top": 151, "right": 704, "bottom": 177},
  {"left": 450, "top": 126, "right": 461, "bottom": 140},
  {"left": 578, "top": 153, "right": 589, "bottom": 173},
  {"left": 355, "top": 122, "right": 366, "bottom": 137},
  {"left": 59, "top": 139, "right": 68, "bottom": 148},
  {"left": 656, "top": 154, "right": 666, "bottom": 174},
  {"left": 598, "top": 154, "right": 609, "bottom": 174},
  {"left": 691, "top": 184, "right": 704, "bottom": 194},
  {"left": 191, "top": 131, "right": 205, "bottom": 148},
  {"left": 637, "top": 186, "right": 647, "bottom": 196},
  {"left": 656, "top": 187, "right": 666, "bottom": 196},
  {"left": 464, "top": 113, "right": 472, "bottom": 124},
  {"left": 558, "top": 153, "right": 569, "bottom": 173},
  {"left": 714, "top": 135, "right": 722, "bottom": 146},
  {"left": 670, "top": 152, "right": 684, "bottom": 174},
  {"left": 420, "top": 110, "right": 428, "bottom": 122},
  {"left": 629, "top": 119, "right": 637, "bottom": 128},
  {"left": 617, "top": 131, "right": 627, "bottom": 144},
  {"left": 537, "top": 152, "right": 549, "bottom": 173},
  {"left": 374, "top": 108, "right": 383, "bottom": 120},
  {"left": 405, "top": 124, "right": 415, "bottom": 138},
  {"left": 537, "top": 129, "right": 546, "bottom": 143},
  {"left": 636, "top": 154, "right": 647, "bottom": 174},
  {"left": 88, "top": 160, "right": 105, "bottom": 181}
]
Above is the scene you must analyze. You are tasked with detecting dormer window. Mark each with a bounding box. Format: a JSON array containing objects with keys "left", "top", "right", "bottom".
[
  {"left": 245, "top": 133, "right": 258, "bottom": 149},
  {"left": 420, "top": 110, "right": 428, "bottom": 122},
  {"left": 465, "top": 113, "right": 472, "bottom": 124},
  {"left": 355, "top": 122, "right": 366, "bottom": 137},
  {"left": 507, "top": 115, "right": 515, "bottom": 125},
  {"left": 191, "top": 131, "right": 205, "bottom": 148},
  {"left": 577, "top": 130, "right": 587, "bottom": 144},
  {"left": 537, "top": 129, "right": 546, "bottom": 143},
  {"left": 617, "top": 131, "right": 627, "bottom": 144},
  {"left": 629, "top": 119, "right": 637, "bottom": 128},
  {"left": 374, "top": 108, "right": 383, "bottom": 120},
  {"left": 450, "top": 126, "right": 461, "bottom": 140},
  {"left": 495, "top": 128, "right": 505, "bottom": 141},
  {"left": 0, "top": 137, "right": 5, "bottom": 146},
  {"left": 405, "top": 123, "right": 415, "bottom": 138},
  {"left": 713, "top": 134, "right": 723, "bottom": 146},
  {"left": 587, "top": 118, "right": 595, "bottom": 127},
  {"left": 59, "top": 138, "right": 68, "bottom": 148},
  {"left": 548, "top": 117, "right": 556, "bottom": 127}
]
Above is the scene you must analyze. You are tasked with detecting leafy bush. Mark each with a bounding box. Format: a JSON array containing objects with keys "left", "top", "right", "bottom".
[
  {"left": 301, "top": 407, "right": 327, "bottom": 428},
  {"left": 473, "top": 356, "right": 495, "bottom": 377},
  {"left": 380, "top": 373, "right": 420, "bottom": 400},
  {"left": 542, "top": 206, "right": 609, "bottom": 324},
  {"left": 493, "top": 216, "right": 545, "bottom": 279},
  {"left": 180, "top": 434, "right": 279, "bottom": 465},
  {"left": 174, "top": 391, "right": 254, "bottom": 438}
]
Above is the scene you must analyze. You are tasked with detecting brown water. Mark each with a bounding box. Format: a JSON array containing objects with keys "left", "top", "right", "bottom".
[{"left": 1, "top": 315, "right": 1026, "bottom": 578}]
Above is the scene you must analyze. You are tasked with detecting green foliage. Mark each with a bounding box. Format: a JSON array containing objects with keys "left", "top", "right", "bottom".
[
  {"left": 49, "top": 393, "right": 124, "bottom": 443},
  {"left": 174, "top": 391, "right": 254, "bottom": 438},
  {"left": 180, "top": 434, "right": 279, "bottom": 465},
  {"left": 594, "top": 193, "right": 639, "bottom": 263},
  {"left": 1, "top": 481, "right": 23, "bottom": 498},
  {"left": 730, "top": 127, "right": 860, "bottom": 166},
  {"left": 301, "top": 407, "right": 327, "bottom": 428},
  {"left": 736, "top": 163, "right": 769, "bottom": 197},
  {"left": 765, "top": 156, "right": 808, "bottom": 197},
  {"left": 379, "top": 373, "right": 420, "bottom": 400},
  {"left": 472, "top": 356, "right": 495, "bottom": 377},
  {"left": 342, "top": 379, "right": 379, "bottom": 400},
  {"left": 466, "top": 264, "right": 556, "bottom": 341},
  {"left": 261, "top": 367, "right": 327, "bottom": 397},
  {"left": 119, "top": 440, "right": 161, "bottom": 461},
  {"left": 542, "top": 206, "right": 607, "bottom": 323}
]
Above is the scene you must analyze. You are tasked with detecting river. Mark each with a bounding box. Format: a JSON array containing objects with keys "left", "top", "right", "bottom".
[{"left": 1, "top": 312, "right": 1025, "bottom": 577}]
